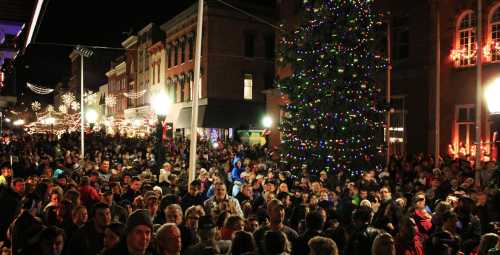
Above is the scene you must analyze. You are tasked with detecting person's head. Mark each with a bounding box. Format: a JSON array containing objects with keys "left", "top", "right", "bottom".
[
  {"left": 156, "top": 223, "right": 181, "bottom": 255},
  {"left": 104, "top": 222, "right": 125, "bottom": 250},
  {"left": 267, "top": 199, "right": 285, "bottom": 225},
  {"left": 214, "top": 182, "right": 227, "bottom": 199},
  {"left": 224, "top": 215, "right": 245, "bottom": 232},
  {"left": 264, "top": 231, "right": 289, "bottom": 255},
  {"left": 379, "top": 186, "right": 392, "bottom": 202},
  {"left": 126, "top": 209, "right": 153, "bottom": 254},
  {"left": 130, "top": 177, "right": 142, "bottom": 192},
  {"left": 93, "top": 202, "right": 112, "bottom": 229},
  {"left": 371, "top": 233, "right": 395, "bottom": 255},
  {"left": 245, "top": 215, "right": 259, "bottom": 233},
  {"left": 241, "top": 184, "right": 253, "bottom": 197},
  {"left": 185, "top": 205, "right": 205, "bottom": 230},
  {"left": 305, "top": 211, "right": 325, "bottom": 231},
  {"left": 39, "top": 226, "right": 65, "bottom": 255},
  {"left": 1, "top": 163, "right": 12, "bottom": 177},
  {"left": 413, "top": 191, "right": 426, "bottom": 210},
  {"left": 311, "top": 182, "right": 321, "bottom": 193},
  {"left": 231, "top": 231, "right": 257, "bottom": 255},
  {"left": 189, "top": 180, "right": 201, "bottom": 195},
  {"left": 198, "top": 215, "right": 217, "bottom": 242},
  {"left": 72, "top": 205, "right": 88, "bottom": 225},
  {"left": 100, "top": 160, "right": 110, "bottom": 174},
  {"left": 12, "top": 178, "right": 25, "bottom": 194},
  {"left": 352, "top": 206, "right": 372, "bottom": 227},
  {"left": 165, "top": 204, "right": 183, "bottom": 225},
  {"left": 144, "top": 191, "right": 159, "bottom": 215},
  {"left": 308, "top": 236, "right": 339, "bottom": 255},
  {"left": 477, "top": 233, "right": 500, "bottom": 255}
]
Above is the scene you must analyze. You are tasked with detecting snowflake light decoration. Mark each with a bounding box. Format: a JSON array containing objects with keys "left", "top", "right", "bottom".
[
  {"left": 84, "top": 91, "right": 97, "bottom": 105},
  {"left": 47, "top": 105, "right": 54, "bottom": 112},
  {"left": 62, "top": 92, "right": 76, "bottom": 106},
  {"left": 58, "top": 105, "right": 68, "bottom": 114},
  {"left": 70, "top": 101, "right": 80, "bottom": 111},
  {"left": 105, "top": 95, "right": 117, "bottom": 107},
  {"left": 31, "top": 101, "right": 41, "bottom": 112}
]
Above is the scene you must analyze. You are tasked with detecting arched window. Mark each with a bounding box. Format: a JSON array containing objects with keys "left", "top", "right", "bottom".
[
  {"left": 490, "top": 5, "right": 500, "bottom": 61},
  {"left": 456, "top": 11, "right": 476, "bottom": 66}
]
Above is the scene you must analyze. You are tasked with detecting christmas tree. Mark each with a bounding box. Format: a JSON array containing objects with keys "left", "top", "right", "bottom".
[{"left": 278, "top": 0, "right": 385, "bottom": 176}]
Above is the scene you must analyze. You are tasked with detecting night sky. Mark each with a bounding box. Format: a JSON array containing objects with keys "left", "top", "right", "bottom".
[{"left": 20, "top": 0, "right": 196, "bottom": 94}]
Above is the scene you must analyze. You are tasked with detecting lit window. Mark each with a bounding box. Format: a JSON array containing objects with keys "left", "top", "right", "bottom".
[
  {"left": 490, "top": 6, "right": 500, "bottom": 61},
  {"left": 454, "top": 105, "right": 476, "bottom": 155},
  {"left": 244, "top": 74, "right": 253, "bottom": 100},
  {"left": 454, "top": 11, "right": 476, "bottom": 67}
]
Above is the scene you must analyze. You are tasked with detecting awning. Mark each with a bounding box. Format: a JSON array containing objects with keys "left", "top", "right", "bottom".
[{"left": 176, "top": 99, "right": 265, "bottom": 129}]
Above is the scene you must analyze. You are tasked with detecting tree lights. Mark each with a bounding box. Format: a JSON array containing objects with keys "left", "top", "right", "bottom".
[{"left": 278, "top": 0, "right": 385, "bottom": 175}]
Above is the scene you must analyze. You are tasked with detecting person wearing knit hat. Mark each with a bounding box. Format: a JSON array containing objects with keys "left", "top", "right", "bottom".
[{"left": 103, "top": 209, "right": 153, "bottom": 255}]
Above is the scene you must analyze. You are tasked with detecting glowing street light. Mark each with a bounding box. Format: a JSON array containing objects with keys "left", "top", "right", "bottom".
[
  {"left": 85, "top": 109, "right": 98, "bottom": 130},
  {"left": 151, "top": 90, "right": 172, "bottom": 122},
  {"left": 13, "top": 119, "right": 25, "bottom": 126},
  {"left": 262, "top": 115, "right": 273, "bottom": 128},
  {"left": 485, "top": 78, "right": 500, "bottom": 170}
]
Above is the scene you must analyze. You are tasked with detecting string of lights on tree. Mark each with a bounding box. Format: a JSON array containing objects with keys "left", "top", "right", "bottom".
[{"left": 278, "top": 0, "right": 386, "bottom": 175}]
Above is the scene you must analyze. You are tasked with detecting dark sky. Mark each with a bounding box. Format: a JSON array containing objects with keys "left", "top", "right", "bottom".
[{"left": 21, "top": 0, "right": 197, "bottom": 91}]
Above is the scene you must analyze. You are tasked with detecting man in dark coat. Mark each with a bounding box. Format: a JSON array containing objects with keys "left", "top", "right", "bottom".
[{"left": 0, "top": 178, "right": 25, "bottom": 242}]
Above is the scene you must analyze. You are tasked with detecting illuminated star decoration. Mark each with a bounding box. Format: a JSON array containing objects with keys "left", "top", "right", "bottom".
[
  {"left": 62, "top": 92, "right": 76, "bottom": 106},
  {"left": 31, "top": 101, "right": 42, "bottom": 112},
  {"left": 70, "top": 101, "right": 80, "bottom": 111},
  {"left": 47, "top": 105, "right": 54, "bottom": 112},
  {"left": 84, "top": 91, "right": 97, "bottom": 105}
]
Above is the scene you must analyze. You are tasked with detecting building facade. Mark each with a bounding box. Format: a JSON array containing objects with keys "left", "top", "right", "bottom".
[
  {"left": 160, "top": 1, "right": 275, "bottom": 139},
  {"left": 105, "top": 56, "right": 127, "bottom": 119},
  {"left": 268, "top": 0, "right": 500, "bottom": 161}
]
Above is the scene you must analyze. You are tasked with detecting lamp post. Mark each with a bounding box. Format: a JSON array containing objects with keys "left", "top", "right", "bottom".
[
  {"left": 151, "top": 90, "right": 172, "bottom": 166},
  {"left": 485, "top": 78, "right": 500, "bottom": 170},
  {"left": 75, "top": 45, "right": 94, "bottom": 160}
]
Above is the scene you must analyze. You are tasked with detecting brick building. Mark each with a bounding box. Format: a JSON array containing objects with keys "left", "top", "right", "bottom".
[
  {"left": 159, "top": 1, "right": 275, "bottom": 139},
  {"left": 267, "top": 0, "right": 500, "bottom": 160},
  {"left": 105, "top": 56, "right": 127, "bottom": 119}
]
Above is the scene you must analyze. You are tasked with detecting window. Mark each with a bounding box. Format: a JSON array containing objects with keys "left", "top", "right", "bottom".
[
  {"left": 181, "top": 42, "right": 186, "bottom": 63},
  {"left": 392, "top": 16, "right": 409, "bottom": 61},
  {"left": 264, "top": 34, "right": 275, "bottom": 60},
  {"left": 244, "top": 74, "right": 253, "bottom": 100},
  {"left": 174, "top": 45, "right": 179, "bottom": 66},
  {"left": 168, "top": 49, "right": 172, "bottom": 68},
  {"left": 491, "top": 6, "right": 500, "bottom": 61},
  {"left": 456, "top": 11, "right": 476, "bottom": 66},
  {"left": 244, "top": 33, "right": 256, "bottom": 58},
  {"left": 189, "top": 39, "right": 194, "bottom": 60},
  {"left": 455, "top": 105, "right": 476, "bottom": 155}
]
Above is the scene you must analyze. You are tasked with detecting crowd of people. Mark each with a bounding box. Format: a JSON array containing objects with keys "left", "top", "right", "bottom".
[{"left": 0, "top": 131, "right": 500, "bottom": 255}]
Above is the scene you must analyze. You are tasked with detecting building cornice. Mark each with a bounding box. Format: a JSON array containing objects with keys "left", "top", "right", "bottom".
[
  {"left": 138, "top": 23, "right": 154, "bottom": 35},
  {"left": 121, "top": 35, "right": 138, "bottom": 49}
]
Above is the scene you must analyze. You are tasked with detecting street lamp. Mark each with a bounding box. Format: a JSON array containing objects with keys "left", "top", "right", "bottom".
[
  {"left": 485, "top": 78, "right": 500, "bottom": 170},
  {"left": 262, "top": 115, "right": 273, "bottom": 128},
  {"left": 151, "top": 91, "right": 172, "bottom": 166},
  {"left": 75, "top": 45, "right": 94, "bottom": 160},
  {"left": 262, "top": 115, "right": 273, "bottom": 147},
  {"left": 13, "top": 119, "right": 25, "bottom": 126},
  {"left": 86, "top": 109, "right": 98, "bottom": 130}
]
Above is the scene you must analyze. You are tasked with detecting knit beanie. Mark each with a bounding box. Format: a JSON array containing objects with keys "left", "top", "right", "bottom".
[{"left": 126, "top": 209, "right": 153, "bottom": 233}]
